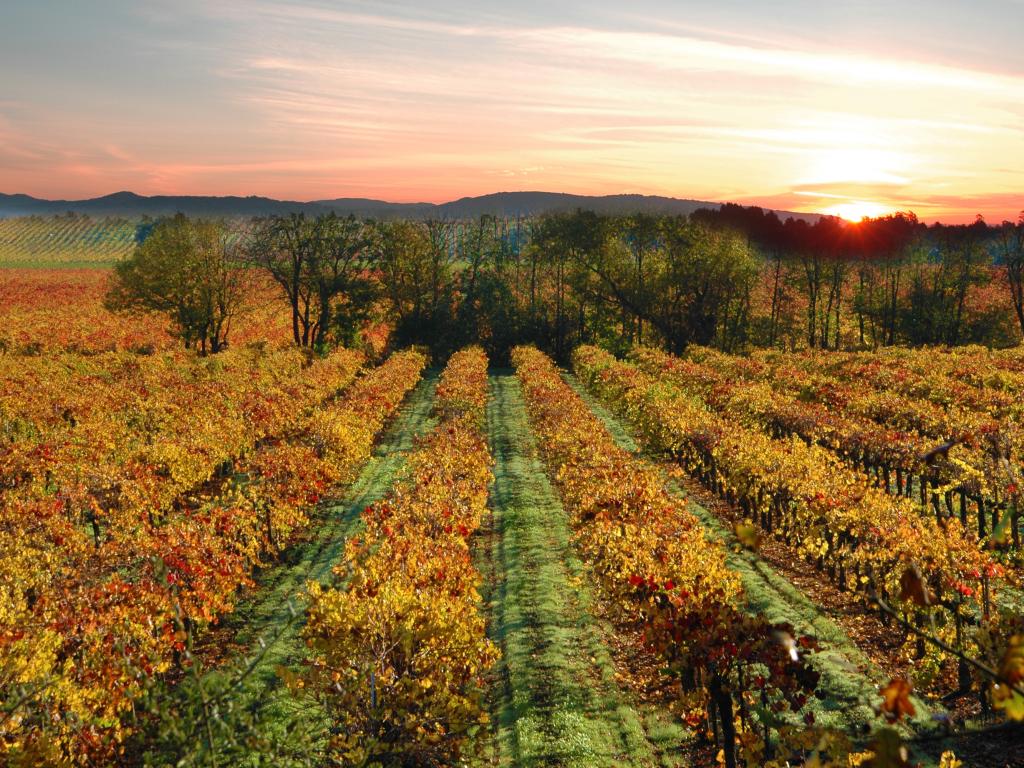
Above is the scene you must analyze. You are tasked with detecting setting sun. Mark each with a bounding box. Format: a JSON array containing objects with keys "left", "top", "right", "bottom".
[{"left": 824, "top": 201, "right": 895, "bottom": 222}]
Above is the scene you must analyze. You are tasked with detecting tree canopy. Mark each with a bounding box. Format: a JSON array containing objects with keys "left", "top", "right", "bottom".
[{"left": 105, "top": 214, "right": 244, "bottom": 354}]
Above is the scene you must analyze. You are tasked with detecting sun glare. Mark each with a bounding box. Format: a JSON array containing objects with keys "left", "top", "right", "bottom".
[{"left": 824, "top": 201, "right": 894, "bottom": 222}]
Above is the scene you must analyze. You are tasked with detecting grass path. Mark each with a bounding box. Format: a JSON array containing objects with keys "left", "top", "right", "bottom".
[
  {"left": 478, "top": 372, "right": 681, "bottom": 768},
  {"left": 179, "top": 371, "right": 440, "bottom": 764},
  {"left": 562, "top": 373, "right": 937, "bottom": 737}
]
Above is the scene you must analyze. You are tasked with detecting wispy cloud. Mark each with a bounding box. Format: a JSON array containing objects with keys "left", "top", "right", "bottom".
[{"left": 518, "top": 26, "right": 1024, "bottom": 95}]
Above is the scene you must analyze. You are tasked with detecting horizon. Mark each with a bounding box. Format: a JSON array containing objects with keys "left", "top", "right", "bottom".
[
  {"left": 0, "top": 187, "right": 1008, "bottom": 225},
  {"left": 2, "top": 1, "right": 1023, "bottom": 225}
]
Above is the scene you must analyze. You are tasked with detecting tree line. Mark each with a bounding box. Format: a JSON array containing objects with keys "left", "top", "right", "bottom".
[
  {"left": 694, "top": 204, "right": 1024, "bottom": 350},
  {"left": 105, "top": 206, "right": 1024, "bottom": 360}
]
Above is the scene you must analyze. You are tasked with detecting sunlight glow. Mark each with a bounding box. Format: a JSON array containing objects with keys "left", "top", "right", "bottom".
[
  {"left": 824, "top": 201, "right": 895, "bottom": 222},
  {"left": 799, "top": 146, "right": 911, "bottom": 187}
]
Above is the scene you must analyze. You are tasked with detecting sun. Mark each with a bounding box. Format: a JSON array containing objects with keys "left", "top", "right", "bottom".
[{"left": 823, "top": 201, "right": 894, "bottom": 222}]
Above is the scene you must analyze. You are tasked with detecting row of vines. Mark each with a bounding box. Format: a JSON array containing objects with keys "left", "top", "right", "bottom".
[
  {"left": 670, "top": 345, "right": 1023, "bottom": 550},
  {"left": 304, "top": 346, "right": 498, "bottom": 765},
  {"left": 0, "top": 216, "right": 137, "bottom": 264},
  {"left": 513, "top": 346, "right": 825, "bottom": 767},
  {"left": 573, "top": 344, "right": 1024, "bottom": 737},
  {"left": 0, "top": 269, "right": 297, "bottom": 355},
  {"left": 1, "top": 346, "right": 426, "bottom": 764}
]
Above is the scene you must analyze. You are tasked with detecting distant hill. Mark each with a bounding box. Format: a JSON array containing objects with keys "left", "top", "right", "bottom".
[
  {"left": 313, "top": 197, "right": 441, "bottom": 217},
  {"left": 0, "top": 192, "right": 322, "bottom": 218},
  {"left": 0, "top": 190, "right": 819, "bottom": 222},
  {"left": 431, "top": 192, "right": 716, "bottom": 218}
]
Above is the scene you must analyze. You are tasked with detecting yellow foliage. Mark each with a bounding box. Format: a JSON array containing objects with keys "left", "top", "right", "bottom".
[{"left": 304, "top": 347, "right": 497, "bottom": 765}]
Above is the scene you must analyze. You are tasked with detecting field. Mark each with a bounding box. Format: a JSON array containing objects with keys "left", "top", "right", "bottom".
[
  {"left": 2, "top": 247, "right": 1024, "bottom": 768},
  {"left": 0, "top": 215, "right": 137, "bottom": 266},
  {"left": 0, "top": 267, "right": 299, "bottom": 354}
]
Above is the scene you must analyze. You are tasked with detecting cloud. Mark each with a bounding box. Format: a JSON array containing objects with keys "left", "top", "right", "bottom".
[
  {"left": 202, "top": 1, "right": 500, "bottom": 38},
  {"left": 517, "top": 26, "right": 1024, "bottom": 96},
  {"left": 911, "top": 192, "right": 1024, "bottom": 219}
]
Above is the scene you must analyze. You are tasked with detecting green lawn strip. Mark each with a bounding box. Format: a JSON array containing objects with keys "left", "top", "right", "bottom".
[
  {"left": 176, "top": 371, "right": 440, "bottom": 764},
  {"left": 562, "top": 372, "right": 937, "bottom": 738},
  {"left": 480, "top": 372, "right": 674, "bottom": 768}
]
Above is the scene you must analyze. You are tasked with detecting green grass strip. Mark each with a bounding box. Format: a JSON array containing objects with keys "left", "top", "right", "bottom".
[
  {"left": 480, "top": 372, "right": 681, "bottom": 768},
  {"left": 563, "top": 372, "right": 936, "bottom": 737},
  {"left": 146, "top": 372, "right": 441, "bottom": 766}
]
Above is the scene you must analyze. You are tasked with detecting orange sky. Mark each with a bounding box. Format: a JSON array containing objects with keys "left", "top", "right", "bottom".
[{"left": 1, "top": 1, "right": 1022, "bottom": 223}]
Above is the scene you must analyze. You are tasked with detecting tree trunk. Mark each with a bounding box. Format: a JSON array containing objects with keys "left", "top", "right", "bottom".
[{"left": 710, "top": 673, "right": 737, "bottom": 768}]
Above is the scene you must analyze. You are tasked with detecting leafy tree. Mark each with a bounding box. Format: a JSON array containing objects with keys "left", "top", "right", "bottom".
[
  {"left": 376, "top": 217, "right": 452, "bottom": 348},
  {"left": 694, "top": 204, "right": 799, "bottom": 348},
  {"left": 450, "top": 217, "right": 521, "bottom": 359},
  {"left": 901, "top": 218, "right": 991, "bottom": 345},
  {"left": 996, "top": 213, "right": 1024, "bottom": 339},
  {"left": 105, "top": 214, "right": 243, "bottom": 354},
  {"left": 848, "top": 213, "right": 919, "bottom": 348},
  {"left": 619, "top": 212, "right": 661, "bottom": 344},
  {"left": 571, "top": 214, "right": 757, "bottom": 354},
  {"left": 531, "top": 210, "right": 607, "bottom": 358},
  {"left": 244, "top": 213, "right": 377, "bottom": 348},
  {"left": 654, "top": 218, "right": 757, "bottom": 352},
  {"left": 694, "top": 204, "right": 1021, "bottom": 349}
]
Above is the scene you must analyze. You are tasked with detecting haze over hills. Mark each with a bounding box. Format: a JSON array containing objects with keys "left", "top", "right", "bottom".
[{"left": 0, "top": 191, "right": 821, "bottom": 222}]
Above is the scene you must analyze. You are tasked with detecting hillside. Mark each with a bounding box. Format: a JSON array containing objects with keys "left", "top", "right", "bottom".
[
  {"left": 432, "top": 191, "right": 712, "bottom": 217},
  {"left": 0, "top": 192, "right": 321, "bottom": 219},
  {"left": 1, "top": 190, "right": 819, "bottom": 222}
]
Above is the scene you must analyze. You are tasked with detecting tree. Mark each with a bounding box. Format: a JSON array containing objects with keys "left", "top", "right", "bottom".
[
  {"left": 901, "top": 218, "right": 991, "bottom": 345},
  {"left": 785, "top": 216, "right": 848, "bottom": 350},
  {"left": 693, "top": 205, "right": 787, "bottom": 347},
  {"left": 571, "top": 214, "right": 757, "bottom": 354},
  {"left": 997, "top": 213, "right": 1024, "bottom": 340},
  {"left": 105, "top": 214, "right": 244, "bottom": 354},
  {"left": 452, "top": 217, "right": 506, "bottom": 351},
  {"left": 375, "top": 219, "right": 448, "bottom": 348},
  {"left": 654, "top": 218, "right": 757, "bottom": 352},
  {"left": 852, "top": 213, "right": 918, "bottom": 347},
  {"left": 620, "top": 213, "right": 660, "bottom": 344},
  {"left": 881, "top": 214, "right": 920, "bottom": 345},
  {"left": 531, "top": 210, "right": 608, "bottom": 359},
  {"left": 244, "top": 213, "right": 376, "bottom": 348}
]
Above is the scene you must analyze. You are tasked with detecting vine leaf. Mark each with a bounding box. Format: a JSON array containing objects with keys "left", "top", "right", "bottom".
[
  {"left": 898, "top": 566, "right": 930, "bottom": 606},
  {"left": 879, "top": 678, "right": 916, "bottom": 723},
  {"left": 734, "top": 520, "right": 762, "bottom": 550},
  {"left": 993, "top": 635, "right": 1024, "bottom": 720},
  {"left": 865, "top": 727, "right": 912, "bottom": 768}
]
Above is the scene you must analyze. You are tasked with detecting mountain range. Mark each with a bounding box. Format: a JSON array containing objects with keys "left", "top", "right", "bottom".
[{"left": 0, "top": 190, "right": 818, "bottom": 221}]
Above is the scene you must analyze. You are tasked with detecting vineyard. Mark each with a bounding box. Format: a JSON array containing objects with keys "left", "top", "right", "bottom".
[
  {"left": 1, "top": 260, "right": 1023, "bottom": 768},
  {"left": 0, "top": 216, "right": 138, "bottom": 265},
  {"left": 0, "top": 268, "right": 315, "bottom": 355},
  {"left": 4, "top": 0, "right": 1023, "bottom": 755}
]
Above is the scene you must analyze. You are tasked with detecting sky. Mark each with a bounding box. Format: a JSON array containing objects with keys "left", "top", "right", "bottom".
[{"left": 1, "top": 0, "right": 1022, "bottom": 223}]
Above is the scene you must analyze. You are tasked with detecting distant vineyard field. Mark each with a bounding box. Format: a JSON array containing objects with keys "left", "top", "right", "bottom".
[
  {"left": 0, "top": 215, "right": 137, "bottom": 264},
  {"left": 0, "top": 268, "right": 296, "bottom": 353}
]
